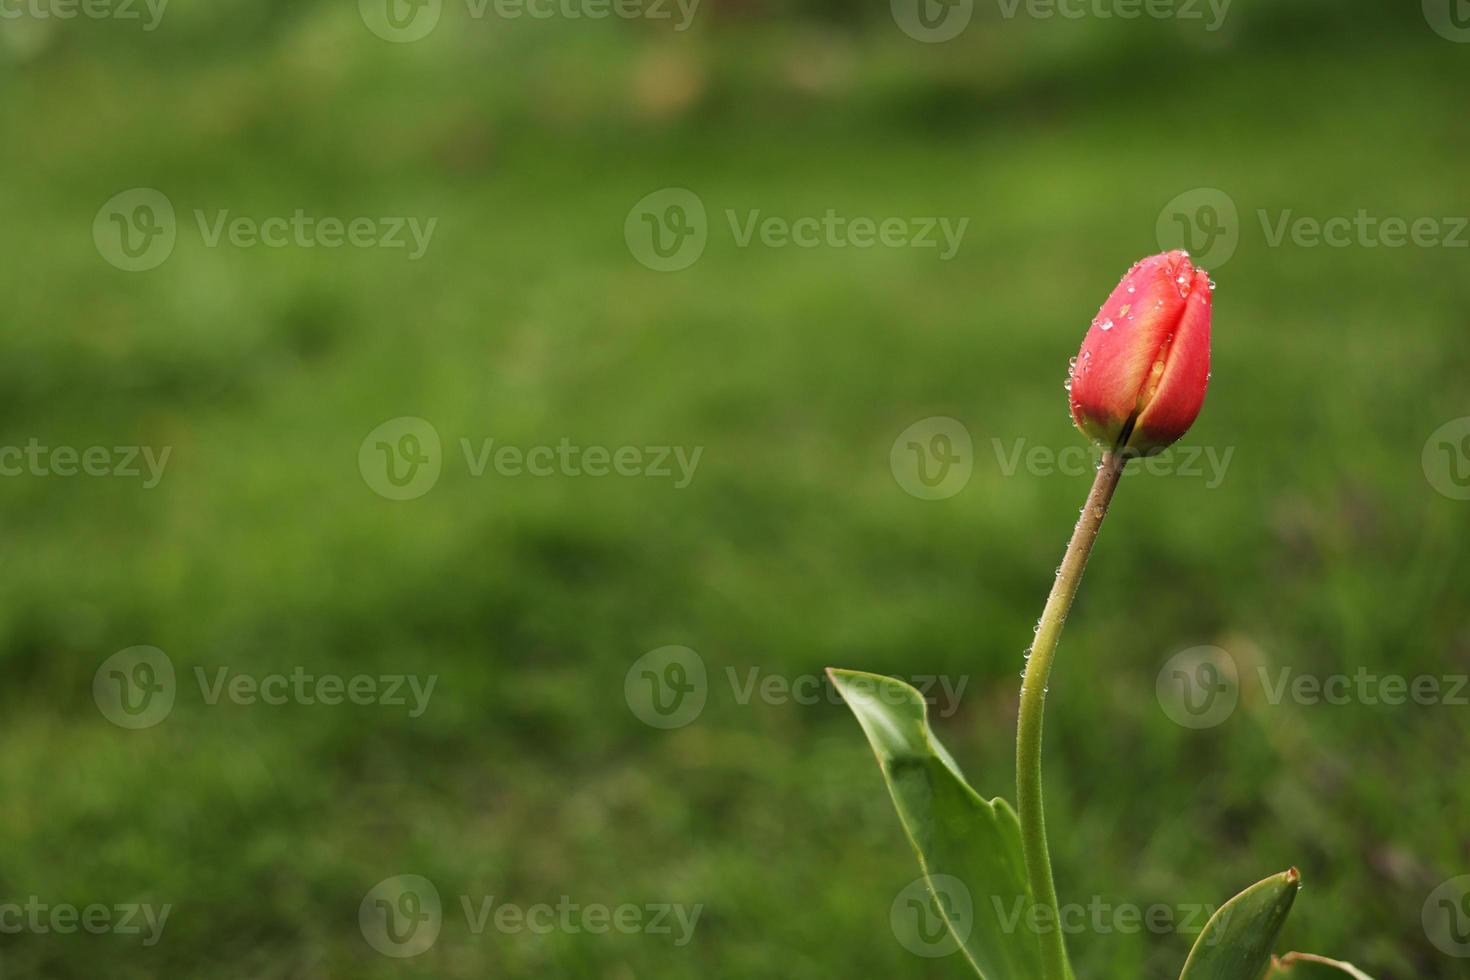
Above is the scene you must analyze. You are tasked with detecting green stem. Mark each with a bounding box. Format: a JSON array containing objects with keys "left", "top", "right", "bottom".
[{"left": 1016, "top": 450, "right": 1127, "bottom": 980}]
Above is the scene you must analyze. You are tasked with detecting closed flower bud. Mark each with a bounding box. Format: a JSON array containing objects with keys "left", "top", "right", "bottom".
[{"left": 1068, "top": 250, "right": 1213, "bottom": 456}]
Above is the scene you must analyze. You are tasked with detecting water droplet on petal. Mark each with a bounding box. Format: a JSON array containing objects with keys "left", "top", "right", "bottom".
[{"left": 1099, "top": 318, "right": 1114, "bottom": 331}]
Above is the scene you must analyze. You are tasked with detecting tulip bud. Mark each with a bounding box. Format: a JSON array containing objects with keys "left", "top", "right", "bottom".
[{"left": 1068, "top": 250, "right": 1213, "bottom": 456}]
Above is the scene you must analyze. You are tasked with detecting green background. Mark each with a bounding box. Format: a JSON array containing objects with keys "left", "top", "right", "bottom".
[{"left": 1, "top": 0, "right": 1468, "bottom": 975}]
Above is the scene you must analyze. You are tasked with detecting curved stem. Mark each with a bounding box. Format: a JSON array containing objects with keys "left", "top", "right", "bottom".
[{"left": 1017, "top": 451, "right": 1127, "bottom": 980}]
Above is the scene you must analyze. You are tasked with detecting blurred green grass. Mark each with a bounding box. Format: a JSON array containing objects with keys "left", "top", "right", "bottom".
[{"left": 1, "top": 0, "right": 1469, "bottom": 976}]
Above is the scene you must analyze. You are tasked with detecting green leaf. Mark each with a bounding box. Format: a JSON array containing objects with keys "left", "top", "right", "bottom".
[
  {"left": 827, "top": 668, "right": 1049, "bottom": 980},
  {"left": 1267, "top": 953, "right": 1376, "bottom": 979},
  {"left": 1178, "top": 870, "right": 1301, "bottom": 980}
]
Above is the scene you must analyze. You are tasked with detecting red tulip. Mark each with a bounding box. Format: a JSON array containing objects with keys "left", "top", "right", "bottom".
[{"left": 1068, "top": 250, "right": 1213, "bottom": 456}]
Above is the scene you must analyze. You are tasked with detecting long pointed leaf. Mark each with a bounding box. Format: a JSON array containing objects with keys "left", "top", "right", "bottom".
[
  {"left": 828, "top": 668, "right": 1049, "bottom": 980},
  {"left": 1267, "top": 953, "right": 1376, "bottom": 979},
  {"left": 1179, "top": 869, "right": 1301, "bottom": 980}
]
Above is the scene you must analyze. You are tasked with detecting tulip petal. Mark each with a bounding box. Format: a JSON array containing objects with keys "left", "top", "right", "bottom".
[
  {"left": 1129, "top": 268, "right": 1212, "bottom": 454},
  {"left": 1070, "top": 251, "right": 1195, "bottom": 447}
]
